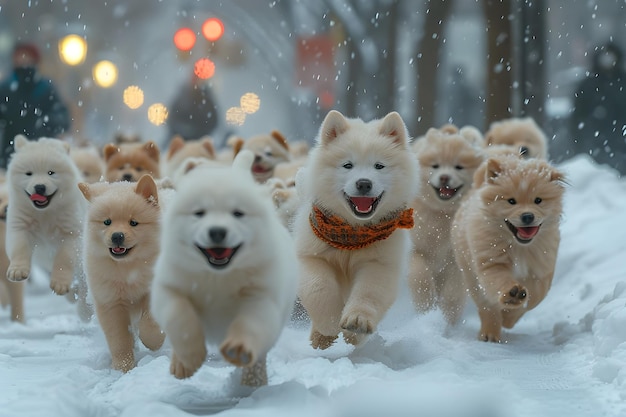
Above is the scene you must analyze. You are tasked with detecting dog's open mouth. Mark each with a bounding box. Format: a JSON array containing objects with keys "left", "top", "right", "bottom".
[
  {"left": 28, "top": 192, "right": 55, "bottom": 209},
  {"left": 109, "top": 246, "right": 132, "bottom": 258},
  {"left": 345, "top": 192, "right": 383, "bottom": 218},
  {"left": 252, "top": 163, "right": 271, "bottom": 174},
  {"left": 198, "top": 245, "right": 241, "bottom": 269},
  {"left": 505, "top": 220, "right": 541, "bottom": 244},
  {"left": 433, "top": 185, "right": 462, "bottom": 200}
]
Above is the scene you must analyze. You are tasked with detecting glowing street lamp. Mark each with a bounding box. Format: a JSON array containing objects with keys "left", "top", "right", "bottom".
[
  {"left": 59, "top": 34, "right": 87, "bottom": 66},
  {"left": 194, "top": 58, "right": 215, "bottom": 79},
  {"left": 226, "top": 106, "right": 245, "bottom": 126},
  {"left": 92, "top": 60, "right": 118, "bottom": 88},
  {"left": 174, "top": 27, "right": 196, "bottom": 51},
  {"left": 123, "top": 85, "right": 144, "bottom": 109},
  {"left": 240, "top": 92, "right": 260, "bottom": 114},
  {"left": 202, "top": 18, "right": 224, "bottom": 42},
  {"left": 148, "top": 103, "right": 168, "bottom": 126}
]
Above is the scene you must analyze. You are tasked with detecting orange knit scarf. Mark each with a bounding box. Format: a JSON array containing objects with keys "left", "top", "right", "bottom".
[{"left": 309, "top": 205, "right": 415, "bottom": 250}]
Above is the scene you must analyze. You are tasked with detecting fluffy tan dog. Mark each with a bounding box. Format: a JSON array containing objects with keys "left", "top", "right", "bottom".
[
  {"left": 0, "top": 179, "right": 24, "bottom": 322},
  {"left": 162, "top": 134, "right": 217, "bottom": 178},
  {"left": 6, "top": 136, "right": 88, "bottom": 301},
  {"left": 408, "top": 126, "right": 484, "bottom": 325},
  {"left": 151, "top": 150, "right": 297, "bottom": 387},
  {"left": 451, "top": 155, "right": 565, "bottom": 342},
  {"left": 485, "top": 117, "right": 548, "bottom": 159},
  {"left": 232, "top": 130, "right": 291, "bottom": 183},
  {"left": 79, "top": 175, "right": 165, "bottom": 372},
  {"left": 103, "top": 141, "right": 160, "bottom": 182},
  {"left": 71, "top": 145, "right": 105, "bottom": 183},
  {"left": 293, "top": 110, "right": 419, "bottom": 350}
]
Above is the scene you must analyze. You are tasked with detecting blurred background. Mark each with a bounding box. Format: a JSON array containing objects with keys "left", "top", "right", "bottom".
[{"left": 0, "top": 0, "right": 624, "bottom": 169}]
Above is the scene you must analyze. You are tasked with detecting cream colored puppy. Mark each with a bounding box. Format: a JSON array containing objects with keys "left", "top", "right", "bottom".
[
  {"left": 451, "top": 155, "right": 565, "bottom": 342},
  {"left": 151, "top": 150, "right": 297, "bottom": 387},
  {"left": 293, "top": 110, "right": 419, "bottom": 350}
]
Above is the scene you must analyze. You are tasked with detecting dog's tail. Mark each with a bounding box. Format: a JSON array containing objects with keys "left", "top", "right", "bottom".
[{"left": 233, "top": 149, "right": 254, "bottom": 171}]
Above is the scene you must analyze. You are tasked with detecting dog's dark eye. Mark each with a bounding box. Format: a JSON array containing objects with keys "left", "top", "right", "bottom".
[
  {"left": 432, "top": 164, "right": 439, "bottom": 169},
  {"left": 343, "top": 162, "right": 353, "bottom": 169},
  {"left": 118, "top": 166, "right": 124, "bottom": 170},
  {"left": 232, "top": 210, "right": 244, "bottom": 218},
  {"left": 508, "top": 198, "right": 517, "bottom": 205},
  {"left": 48, "top": 171, "right": 55, "bottom": 175},
  {"left": 455, "top": 165, "right": 463, "bottom": 170},
  {"left": 194, "top": 210, "right": 205, "bottom": 217},
  {"left": 136, "top": 167, "right": 143, "bottom": 172},
  {"left": 129, "top": 219, "right": 138, "bottom": 227},
  {"left": 374, "top": 163, "right": 385, "bottom": 170},
  {"left": 265, "top": 150, "right": 273, "bottom": 157},
  {"left": 103, "top": 219, "right": 112, "bottom": 226},
  {"left": 25, "top": 171, "right": 32, "bottom": 176},
  {"left": 534, "top": 197, "right": 542, "bottom": 204}
]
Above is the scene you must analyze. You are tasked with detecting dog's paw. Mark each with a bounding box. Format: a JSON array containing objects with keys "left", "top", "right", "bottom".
[
  {"left": 50, "top": 279, "right": 71, "bottom": 295},
  {"left": 7, "top": 264, "right": 30, "bottom": 282},
  {"left": 310, "top": 330, "right": 337, "bottom": 350},
  {"left": 220, "top": 338, "right": 256, "bottom": 367},
  {"left": 340, "top": 313, "right": 374, "bottom": 335},
  {"left": 478, "top": 330, "right": 502, "bottom": 343},
  {"left": 499, "top": 284, "right": 527, "bottom": 308},
  {"left": 170, "top": 351, "right": 203, "bottom": 379}
]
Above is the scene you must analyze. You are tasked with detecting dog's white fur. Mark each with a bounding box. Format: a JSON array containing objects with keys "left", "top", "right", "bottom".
[
  {"left": 6, "top": 135, "right": 90, "bottom": 320},
  {"left": 293, "top": 110, "right": 420, "bottom": 349},
  {"left": 151, "top": 149, "right": 297, "bottom": 386}
]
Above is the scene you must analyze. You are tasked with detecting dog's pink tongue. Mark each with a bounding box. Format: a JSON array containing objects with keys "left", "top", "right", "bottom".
[
  {"left": 439, "top": 187, "right": 456, "bottom": 198},
  {"left": 252, "top": 164, "right": 269, "bottom": 173},
  {"left": 207, "top": 247, "right": 234, "bottom": 259},
  {"left": 350, "top": 196, "right": 376, "bottom": 213},
  {"left": 517, "top": 226, "right": 539, "bottom": 240},
  {"left": 30, "top": 194, "right": 47, "bottom": 203}
]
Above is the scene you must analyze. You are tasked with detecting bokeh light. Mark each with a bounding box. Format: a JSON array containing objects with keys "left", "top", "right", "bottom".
[
  {"left": 194, "top": 58, "right": 215, "bottom": 79},
  {"left": 58, "top": 34, "right": 87, "bottom": 66},
  {"left": 148, "top": 103, "right": 168, "bottom": 126},
  {"left": 173, "top": 27, "right": 196, "bottom": 51},
  {"left": 225, "top": 107, "right": 246, "bottom": 126},
  {"left": 92, "top": 60, "right": 118, "bottom": 88},
  {"left": 240, "top": 92, "right": 260, "bottom": 114},
  {"left": 123, "top": 85, "right": 144, "bottom": 109},
  {"left": 202, "top": 18, "right": 224, "bottom": 42}
]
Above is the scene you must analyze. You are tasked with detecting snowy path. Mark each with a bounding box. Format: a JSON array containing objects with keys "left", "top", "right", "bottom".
[{"left": 1, "top": 155, "right": 625, "bottom": 417}]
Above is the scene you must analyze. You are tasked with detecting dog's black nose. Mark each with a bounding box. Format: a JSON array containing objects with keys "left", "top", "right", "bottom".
[
  {"left": 111, "top": 232, "right": 125, "bottom": 246},
  {"left": 34, "top": 184, "right": 46, "bottom": 195},
  {"left": 439, "top": 175, "right": 450, "bottom": 186},
  {"left": 520, "top": 212, "right": 535, "bottom": 225},
  {"left": 355, "top": 179, "right": 372, "bottom": 194},
  {"left": 519, "top": 146, "right": 530, "bottom": 158},
  {"left": 254, "top": 154, "right": 262, "bottom": 163},
  {"left": 122, "top": 174, "right": 133, "bottom": 182},
  {"left": 209, "top": 227, "right": 227, "bottom": 244}
]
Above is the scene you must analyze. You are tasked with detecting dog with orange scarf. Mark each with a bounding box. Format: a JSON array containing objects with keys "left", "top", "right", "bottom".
[{"left": 293, "top": 110, "right": 420, "bottom": 350}]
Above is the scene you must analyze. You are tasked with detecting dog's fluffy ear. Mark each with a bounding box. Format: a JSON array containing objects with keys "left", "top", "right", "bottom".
[
  {"left": 78, "top": 182, "right": 91, "bottom": 202},
  {"left": 199, "top": 136, "right": 216, "bottom": 159},
  {"left": 143, "top": 141, "right": 160, "bottom": 163},
  {"left": 459, "top": 125, "right": 485, "bottom": 148},
  {"left": 485, "top": 158, "right": 503, "bottom": 184},
  {"left": 232, "top": 137, "right": 244, "bottom": 157},
  {"left": 233, "top": 149, "right": 255, "bottom": 172},
  {"left": 379, "top": 111, "right": 409, "bottom": 146},
  {"left": 13, "top": 134, "right": 29, "bottom": 151},
  {"left": 103, "top": 143, "right": 120, "bottom": 162},
  {"left": 320, "top": 110, "right": 349, "bottom": 145},
  {"left": 167, "top": 135, "right": 186, "bottom": 160},
  {"left": 135, "top": 174, "right": 158, "bottom": 205},
  {"left": 271, "top": 130, "right": 290, "bottom": 151}
]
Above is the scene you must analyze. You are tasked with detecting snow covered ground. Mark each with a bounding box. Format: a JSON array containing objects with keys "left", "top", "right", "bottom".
[{"left": 1, "top": 154, "right": 624, "bottom": 417}]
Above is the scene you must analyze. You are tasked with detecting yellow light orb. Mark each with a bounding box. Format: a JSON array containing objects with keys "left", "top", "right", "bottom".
[
  {"left": 58, "top": 34, "right": 87, "bottom": 66},
  {"left": 93, "top": 60, "right": 118, "bottom": 88},
  {"left": 123, "top": 85, "right": 144, "bottom": 109},
  {"left": 239, "top": 92, "right": 260, "bottom": 114},
  {"left": 148, "top": 103, "right": 168, "bottom": 126},
  {"left": 225, "top": 107, "right": 246, "bottom": 126}
]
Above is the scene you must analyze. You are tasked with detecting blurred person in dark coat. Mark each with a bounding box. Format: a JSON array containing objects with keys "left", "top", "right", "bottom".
[
  {"left": 166, "top": 72, "right": 219, "bottom": 145},
  {"left": 0, "top": 42, "right": 71, "bottom": 169},
  {"left": 571, "top": 41, "right": 626, "bottom": 175}
]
